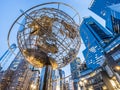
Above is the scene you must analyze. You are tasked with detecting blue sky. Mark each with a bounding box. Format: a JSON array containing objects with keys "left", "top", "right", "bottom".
[{"left": 0, "top": 0, "right": 105, "bottom": 76}]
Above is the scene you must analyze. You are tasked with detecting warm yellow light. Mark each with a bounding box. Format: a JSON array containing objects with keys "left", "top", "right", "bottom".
[
  {"left": 88, "top": 88, "right": 93, "bottom": 90},
  {"left": 112, "top": 76, "right": 116, "bottom": 80},
  {"left": 88, "top": 86, "right": 93, "bottom": 90},
  {"left": 81, "top": 78, "right": 85, "bottom": 81},
  {"left": 115, "top": 66, "right": 120, "bottom": 71},
  {"left": 90, "top": 72, "right": 96, "bottom": 77},
  {"left": 56, "top": 85, "right": 60, "bottom": 90},
  {"left": 79, "top": 81, "right": 83, "bottom": 86},
  {"left": 83, "top": 79, "right": 88, "bottom": 84},
  {"left": 34, "top": 24, "right": 39, "bottom": 29},
  {"left": 31, "top": 84, "right": 36, "bottom": 89},
  {"left": 110, "top": 80, "right": 117, "bottom": 87},
  {"left": 102, "top": 85, "right": 107, "bottom": 90}
]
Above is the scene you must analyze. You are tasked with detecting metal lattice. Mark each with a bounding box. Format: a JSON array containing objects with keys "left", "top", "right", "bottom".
[{"left": 8, "top": 2, "right": 81, "bottom": 69}]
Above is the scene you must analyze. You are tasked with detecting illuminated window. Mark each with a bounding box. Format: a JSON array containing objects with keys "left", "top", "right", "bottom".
[
  {"left": 111, "top": 16, "right": 120, "bottom": 34},
  {"left": 89, "top": 22, "right": 112, "bottom": 43},
  {"left": 89, "top": 47, "right": 96, "bottom": 53},
  {"left": 112, "top": 50, "right": 120, "bottom": 61},
  {"left": 101, "top": 10, "right": 106, "bottom": 16},
  {"left": 18, "top": 77, "right": 23, "bottom": 81}
]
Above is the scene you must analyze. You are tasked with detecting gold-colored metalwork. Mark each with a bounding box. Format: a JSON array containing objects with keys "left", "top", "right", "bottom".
[
  {"left": 22, "top": 49, "right": 58, "bottom": 69},
  {"left": 28, "top": 16, "right": 57, "bottom": 36},
  {"left": 8, "top": 2, "right": 81, "bottom": 70}
]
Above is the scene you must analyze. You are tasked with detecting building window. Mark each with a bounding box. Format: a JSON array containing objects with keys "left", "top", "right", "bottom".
[
  {"left": 89, "top": 22, "right": 111, "bottom": 43},
  {"left": 111, "top": 16, "right": 120, "bottom": 34},
  {"left": 111, "top": 50, "right": 120, "bottom": 61},
  {"left": 101, "top": 10, "right": 106, "bottom": 16}
]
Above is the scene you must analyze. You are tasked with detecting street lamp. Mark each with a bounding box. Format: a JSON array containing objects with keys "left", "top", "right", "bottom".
[
  {"left": 56, "top": 85, "right": 60, "bottom": 90},
  {"left": 30, "top": 84, "right": 37, "bottom": 90},
  {"left": 114, "top": 65, "right": 120, "bottom": 71},
  {"left": 102, "top": 85, "right": 107, "bottom": 90},
  {"left": 83, "top": 79, "right": 88, "bottom": 84},
  {"left": 79, "top": 78, "right": 87, "bottom": 90},
  {"left": 88, "top": 86, "right": 94, "bottom": 90},
  {"left": 110, "top": 79, "right": 118, "bottom": 89},
  {"left": 110, "top": 77, "right": 120, "bottom": 90}
]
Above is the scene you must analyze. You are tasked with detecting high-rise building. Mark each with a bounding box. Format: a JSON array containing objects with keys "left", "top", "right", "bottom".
[
  {"left": 59, "top": 69, "right": 65, "bottom": 90},
  {"left": 70, "top": 58, "right": 87, "bottom": 90},
  {"left": 105, "top": 4, "right": 120, "bottom": 35},
  {"left": 0, "top": 44, "right": 17, "bottom": 71},
  {"left": 104, "top": 35, "right": 120, "bottom": 89},
  {"left": 89, "top": 0, "right": 120, "bottom": 20},
  {"left": 78, "top": 68, "right": 115, "bottom": 90},
  {"left": 89, "top": 0, "right": 120, "bottom": 35},
  {"left": 52, "top": 69, "right": 65, "bottom": 90},
  {"left": 69, "top": 77, "right": 74, "bottom": 90},
  {"left": 28, "top": 71, "right": 40, "bottom": 90},
  {"left": 65, "top": 81, "right": 70, "bottom": 90},
  {"left": 63, "top": 77, "right": 75, "bottom": 90},
  {"left": 41, "top": 68, "right": 65, "bottom": 90},
  {"left": 70, "top": 57, "right": 82, "bottom": 80},
  {"left": 0, "top": 52, "right": 39, "bottom": 90},
  {"left": 80, "top": 16, "right": 112, "bottom": 69},
  {"left": 80, "top": 16, "right": 113, "bottom": 47},
  {"left": 78, "top": 1, "right": 120, "bottom": 89}
]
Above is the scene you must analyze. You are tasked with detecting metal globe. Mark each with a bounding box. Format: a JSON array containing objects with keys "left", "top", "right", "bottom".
[{"left": 9, "top": 2, "right": 81, "bottom": 70}]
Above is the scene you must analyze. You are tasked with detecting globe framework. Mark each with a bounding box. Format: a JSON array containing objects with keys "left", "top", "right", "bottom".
[{"left": 8, "top": 2, "right": 81, "bottom": 69}]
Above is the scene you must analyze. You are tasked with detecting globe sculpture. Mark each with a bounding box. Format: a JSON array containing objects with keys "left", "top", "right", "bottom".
[{"left": 8, "top": 2, "right": 81, "bottom": 90}]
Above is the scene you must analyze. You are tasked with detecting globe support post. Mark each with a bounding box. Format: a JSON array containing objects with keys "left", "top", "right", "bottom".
[{"left": 40, "top": 65, "right": 53, "bottom": 90}]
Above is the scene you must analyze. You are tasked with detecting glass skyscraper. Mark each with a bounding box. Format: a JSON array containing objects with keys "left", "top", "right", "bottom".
[
  {"left": 70, "top": 57, "right": 82, "bottom": 80},
  {"left": 89, "top": 0, "right": 120, "bottom": 20},
  {"left": 70, "top": 57, "right": 87, "bottom": 90},
  {"left": 0, "top": 44, "right": 17, "bottom": 71},
  {"left": 105, "top": 4, "right": 120, "bottom": 35},
  {"left": 89, "top": 0, "right": 120, "bottom": 35},
  {"left": 80, "top": 16, "right": 112, "bottom": 70},
  {"left": 0, "top": 52, "right": 39, "bottom": 90}
]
